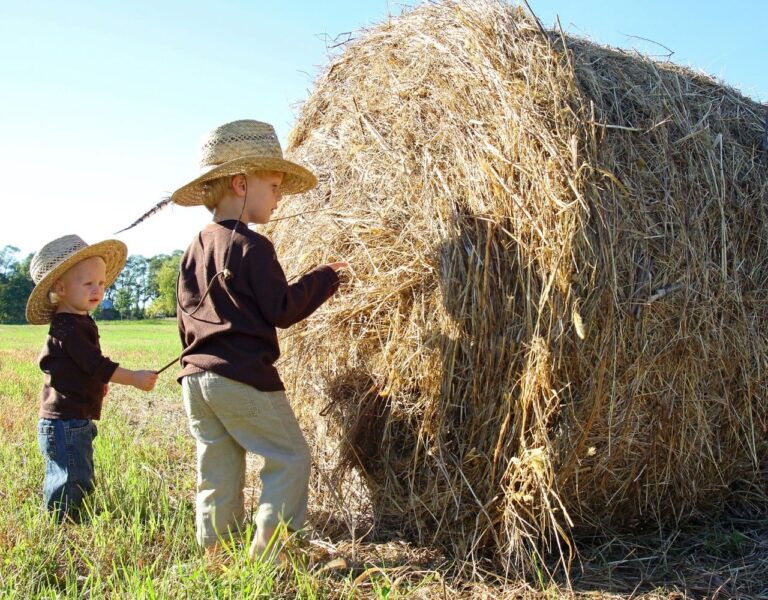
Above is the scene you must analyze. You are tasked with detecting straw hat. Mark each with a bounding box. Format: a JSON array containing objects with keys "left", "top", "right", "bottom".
[
  {"left": 26, "top": 235, "right": 128, "bottom": 325},
  {"left": 170, "top": 120, "right": 318, "bottom": 206}
]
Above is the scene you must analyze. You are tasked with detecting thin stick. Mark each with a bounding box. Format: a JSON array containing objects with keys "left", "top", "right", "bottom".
[
  {"left": 155, "top": 355, "right": 180, "bottom": 375},
  {"left": 270, "top": 206, "right": 335, "bottom": 222}
]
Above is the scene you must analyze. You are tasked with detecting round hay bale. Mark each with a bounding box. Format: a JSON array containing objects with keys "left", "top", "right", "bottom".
[{"left": 269, "top": 0, "right": 768, "bottom": 573}]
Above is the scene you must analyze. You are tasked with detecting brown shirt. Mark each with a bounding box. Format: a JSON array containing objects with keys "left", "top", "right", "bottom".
[
  {"left": 177, "top": 220, "right": 339, "bottom": 391},
  {"left": 38, "top": 313, "right": 119, "bottom": 420}
]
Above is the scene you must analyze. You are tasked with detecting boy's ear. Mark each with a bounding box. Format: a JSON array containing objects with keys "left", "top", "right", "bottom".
[
  {"left": 231, "top": 174, "right": 247, "bottom": 196},
  {"left": 50, "top": 279, "right": 66, "bottom": 301}
]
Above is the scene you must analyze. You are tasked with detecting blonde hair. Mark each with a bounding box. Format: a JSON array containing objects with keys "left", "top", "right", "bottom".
[
  {"left": 200, "top": 175, "right": 235, "bottom": 213},
  {"left": 200, "top": 170, "right": 283, "bottom": 213}
]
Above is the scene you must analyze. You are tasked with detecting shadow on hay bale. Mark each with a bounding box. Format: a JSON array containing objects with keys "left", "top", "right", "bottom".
[{"left": 269, "top": 0, "right": 768, "bottom": 576}]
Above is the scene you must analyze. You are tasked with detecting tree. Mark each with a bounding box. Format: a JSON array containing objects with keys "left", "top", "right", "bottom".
[
  {"left": 146, "top": 251, "right": 181, "bottom": 318},
  {"left": 113, "top": 287, "right": 134, "bottom": 320},
  {"left": 113, "top": 255, "right": 150, "bottom": 319},
  {"left": 0, "top": 245, "right": 20, "bottom": 276},
  {"left": 0, "top": 246, "right": 34, "bottom": 323}
]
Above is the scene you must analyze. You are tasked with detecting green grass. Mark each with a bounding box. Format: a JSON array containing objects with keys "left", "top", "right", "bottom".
[
  {"left": 0, "top": 320, "right": 422, "bottom": 599},
  {"left": 4, "top": 321, "right": 761, "bottom": 599}
]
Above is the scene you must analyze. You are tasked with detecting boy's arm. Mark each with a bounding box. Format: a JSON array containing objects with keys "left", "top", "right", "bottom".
[
  {"left": 55, "top": 321, "right": 120, "bottom": 384},
  {"left": 110, "top": 367, "right": 158, "bottom": 391},
  {"left": 54, "top": 320, "right": 158, "bottom": 392},
  {"left": 248, "top": 238, "right": 340, "bottom": 328}
]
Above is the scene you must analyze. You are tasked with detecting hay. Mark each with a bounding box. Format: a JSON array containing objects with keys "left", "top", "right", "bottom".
[{"left": 269, "top": 0, "right": 768, "bottom": 576}]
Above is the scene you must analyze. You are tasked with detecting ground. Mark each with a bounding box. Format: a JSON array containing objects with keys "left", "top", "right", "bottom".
[{"left": 1, "top": 320, "right": 765, "bottom": 598}]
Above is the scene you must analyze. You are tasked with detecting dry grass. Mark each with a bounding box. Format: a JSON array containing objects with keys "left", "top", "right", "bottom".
[{"left": 266, "top": 0, "right": 768, "bottom": 581}]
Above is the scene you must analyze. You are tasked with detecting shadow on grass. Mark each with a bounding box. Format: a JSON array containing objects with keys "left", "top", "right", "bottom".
[
  {"left": 305, "top": 504, "right": 768, "bottom": 599},
  {"left": 567, "top": 514, "right": 768, "bottom": 600}
]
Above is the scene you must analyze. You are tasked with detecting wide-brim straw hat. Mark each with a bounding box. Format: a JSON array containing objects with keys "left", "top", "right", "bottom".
[
  {"left": 26, "top": 235, "right": 128, "bottom": 325},
  {"left": 170, "top": 119, "right": 318, "bottom": 206}
]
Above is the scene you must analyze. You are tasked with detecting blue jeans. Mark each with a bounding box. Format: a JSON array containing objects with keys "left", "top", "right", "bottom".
[{"left": 37, "top": 418, "right": 98, "bottom": 521}]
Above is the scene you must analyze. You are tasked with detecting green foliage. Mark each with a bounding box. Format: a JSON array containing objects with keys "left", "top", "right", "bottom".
[
  {"left": 146, "top": 251, "right": 181, "bottom": 318},
  {"left": 113, "top": 287, "right": 135, "bottom": 320},
  {"left": 0, "top": 245, "right": 21, "bottom": 274},
  {"left": 0, "top": 245, "right": 34, "bottom": 323},
  {"left": 113, "top": 255, "right": 151, "bottom": 319}
]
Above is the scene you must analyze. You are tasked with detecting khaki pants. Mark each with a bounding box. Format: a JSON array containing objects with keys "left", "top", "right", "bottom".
[{"left": 181, "top": 371, "right": 311, "bottom": 548}]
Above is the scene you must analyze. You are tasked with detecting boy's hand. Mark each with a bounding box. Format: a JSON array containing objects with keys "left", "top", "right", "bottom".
[
  {"left": 103, "top": 383, "right": 109, "bottom": 397},
  {"left": 327, "top": 262, "right": 349, "bottom": 271},
  {"left": 133, "top": 370, "right": 159, "bottom": 391}
]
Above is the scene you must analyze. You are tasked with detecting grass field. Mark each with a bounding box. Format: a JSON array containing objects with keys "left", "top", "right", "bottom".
[
  {"left": 1, "top": 320, "right": 766, "bottom": 599},
  {"left": 0, "top": 320, "right": 458, "bottom": 599}
]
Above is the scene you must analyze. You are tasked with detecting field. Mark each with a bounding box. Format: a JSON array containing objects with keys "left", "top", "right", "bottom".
[{"left": 1, "top": 320, "right": 766, "bottom": 598}]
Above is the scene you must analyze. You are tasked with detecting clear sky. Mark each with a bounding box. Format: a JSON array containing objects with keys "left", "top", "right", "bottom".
[{"left": 1, "top": 1, "right": 765, "bottom": 260}]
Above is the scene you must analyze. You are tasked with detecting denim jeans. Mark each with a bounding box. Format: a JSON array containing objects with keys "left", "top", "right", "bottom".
[{"left": 37, "top": 417, "right": 98, "bottom": 520}]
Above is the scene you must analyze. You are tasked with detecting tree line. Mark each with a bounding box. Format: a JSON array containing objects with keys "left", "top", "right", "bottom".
[{"left": 0, "top": 245, "right": 182, "bottom": 324}]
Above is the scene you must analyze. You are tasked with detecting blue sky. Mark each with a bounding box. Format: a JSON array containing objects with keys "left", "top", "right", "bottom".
[{"left": 1, "top": 1, "right": 765, "bottom": 259}]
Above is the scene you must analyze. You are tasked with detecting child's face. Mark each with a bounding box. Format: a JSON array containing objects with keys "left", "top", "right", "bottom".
[
  {"left": 244, "top": 171, "right": 284, "bottom": 224},
  {"left": 53, "top": 256, "right": 108, "bottom": 316}
]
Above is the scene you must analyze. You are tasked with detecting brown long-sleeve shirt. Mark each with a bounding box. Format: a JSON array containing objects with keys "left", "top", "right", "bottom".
[
  {"left": 38, "top": 313, "right": 119, "bottom": 420},
  {"left": 177, "top": 220, "right": 339, "bottom": 391}
]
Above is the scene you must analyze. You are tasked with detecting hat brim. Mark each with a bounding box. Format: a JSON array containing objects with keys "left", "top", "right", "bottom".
[
  {"left": 26, "top": 240, "right": 128, "bottom": 325},
  {"left": 170, "top": 155, "right": 317, "bottom": 207}
]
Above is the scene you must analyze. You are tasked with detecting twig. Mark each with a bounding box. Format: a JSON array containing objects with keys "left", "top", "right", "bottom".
[{"left": 621, "top": 33, "right": 675, "bottom": 59}]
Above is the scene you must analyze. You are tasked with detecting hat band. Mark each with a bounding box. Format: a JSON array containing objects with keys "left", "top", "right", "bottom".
[
  {"left": 202, "top": 133, "right": 279, "bottom": 149},
  {"left": 197, "top": 154, "right": 289, "bottom": 175}
]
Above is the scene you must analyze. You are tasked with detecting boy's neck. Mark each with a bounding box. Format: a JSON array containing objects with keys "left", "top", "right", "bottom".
[
  {"left": 213, "top": 195, "right": 249, "bottom": 223},
  {"left": 56, "top": 304, "right": 88, "bottom": 317}
]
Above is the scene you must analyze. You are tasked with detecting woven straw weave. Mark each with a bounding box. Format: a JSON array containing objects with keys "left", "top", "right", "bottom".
[{"left": 171, "top": 120, "right": 317, "bottom": 206}]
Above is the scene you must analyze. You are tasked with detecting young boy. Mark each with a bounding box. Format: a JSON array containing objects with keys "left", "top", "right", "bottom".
[
  {"left": 26, "top": 234, "right": 158, "bottom": 521},
  {"left": 170, "top": 119, "right": 347, "bottom": 561}
]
